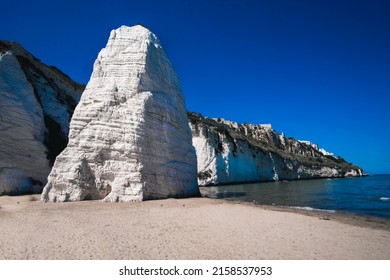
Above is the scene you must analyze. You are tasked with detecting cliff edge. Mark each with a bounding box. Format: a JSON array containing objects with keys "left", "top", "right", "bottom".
[
  {"left": 0, "top": 41, "right": 84, "bottom": 195},
  {"left": 189, "top": 112, "right": 364, "bottom": 186}
]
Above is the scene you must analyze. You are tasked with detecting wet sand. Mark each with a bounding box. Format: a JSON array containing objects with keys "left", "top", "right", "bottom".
[{"left": 0, "top": 195, "right": 389, "bottom": 259}]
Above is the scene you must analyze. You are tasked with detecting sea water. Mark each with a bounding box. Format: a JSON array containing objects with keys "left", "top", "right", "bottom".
[{"left": 200, "top": 174, "right": 390, "bottom": 219}]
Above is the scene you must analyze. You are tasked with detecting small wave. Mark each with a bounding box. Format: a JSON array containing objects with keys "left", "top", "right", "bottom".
[
  {"left": 379, "top": 197, "right": 390, "bottom": 201},
  {"left": 288, "top": 206, "right": 336, "bottom": 213}
]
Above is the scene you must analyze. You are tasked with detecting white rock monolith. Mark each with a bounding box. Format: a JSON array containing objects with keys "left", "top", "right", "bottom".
[{"left": 41, "top": 25, "right": 198, "bottom": 202}]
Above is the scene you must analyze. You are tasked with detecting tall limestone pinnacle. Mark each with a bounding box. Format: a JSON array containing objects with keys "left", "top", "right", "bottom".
[{"left": 41, "top": 25, "right": 199, "bottom": 202}]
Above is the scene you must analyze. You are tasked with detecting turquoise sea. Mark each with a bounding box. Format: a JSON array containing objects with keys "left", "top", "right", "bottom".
[{"left": 200, "top": 174, "right": 390, "bottom": 219}]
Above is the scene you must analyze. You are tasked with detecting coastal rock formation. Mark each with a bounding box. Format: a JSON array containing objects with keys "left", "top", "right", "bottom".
[
  {"left": 42, "top": 25, "right": 198, "bottom": 202},
  {"left": 188, "top": 113, "right": 364, "bottom": 186},
  {"left": 1, "top": 30, "right": 365, "bottom": 197},
  {"left": 0, "top": 41, "right": 83, "bottom": 195}
]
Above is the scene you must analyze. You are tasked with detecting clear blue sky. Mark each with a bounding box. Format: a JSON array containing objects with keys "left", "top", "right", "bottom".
[{"left": 1, "top": 0, "right": 389, "bottom": 174}]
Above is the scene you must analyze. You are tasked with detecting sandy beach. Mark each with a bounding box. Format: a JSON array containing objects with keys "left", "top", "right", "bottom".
[{"left": 0, "top": 195, "right": 389, "bottom": 260}]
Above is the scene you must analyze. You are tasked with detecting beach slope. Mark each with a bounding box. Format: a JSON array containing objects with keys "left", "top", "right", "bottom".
[{"left": 0, "top": 195, "right": 389, "bottom": 259}]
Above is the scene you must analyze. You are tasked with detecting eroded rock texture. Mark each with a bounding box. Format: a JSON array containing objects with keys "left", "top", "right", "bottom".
[
  {"left": 188, "top": 113, "right": 364, "bottom": 186},
  {"left": 0, "top": 41, "right": 83, "bottom": 195},
  {"left": 42, "top": 25, "right": 198, "bottom": 202}
]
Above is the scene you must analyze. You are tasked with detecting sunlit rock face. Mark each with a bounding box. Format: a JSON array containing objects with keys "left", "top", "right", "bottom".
[
  {"left": 188, "top": 113, "right": 364, "bottom": 186},
  {"left": 0, "top": 41, "right": 83, "bottom": 195},
  {"left": 42, "top": 25, "right": 198, "bottom": 202}
]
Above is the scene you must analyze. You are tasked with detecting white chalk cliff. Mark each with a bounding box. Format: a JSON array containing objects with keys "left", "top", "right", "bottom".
[
  {"left": 1, "top": 32, "right": 365, "bottom": 197},
  {"left": 0, "top": 41, "right": 83, "bottom": 195},
  {"left": 42, "top": 25, "right": 198, "bottom": 202},
  {"left": 188, "top": 113, "right": 364, "bottom": 186}
]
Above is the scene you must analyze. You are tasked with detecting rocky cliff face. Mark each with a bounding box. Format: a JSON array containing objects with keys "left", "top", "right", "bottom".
[
  {"left": 0, "top": 34, "right": 365, "bottom": 197},
  {"left": 0, "top": 41, "right": 84, "bottom": 195},
  {"left": 189, "top": 112, "right": 364, "bottom": 186},
  {"left": 42, "top": 25, "right": 198, "bottom": 202}
]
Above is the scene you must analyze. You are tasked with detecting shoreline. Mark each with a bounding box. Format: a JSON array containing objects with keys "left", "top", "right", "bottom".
[
  {"left": 210, "top": 196, "right": 390, "bottom": 231},
  {"left": 245, "top": 201, "right": 390, "bottom": 231},
  {"left": 1, "top": 195, "right": 389, "bottom": 259},
  {"left": 199, "top": 174, "right": 390, "bottom": 222}
]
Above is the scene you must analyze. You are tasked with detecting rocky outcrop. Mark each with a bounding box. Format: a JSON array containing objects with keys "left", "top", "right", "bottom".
[
  {"left": 0, "top": 41, "right": 84, "bottom": 195},
  {"left": 42, "top": 25, "right": 198, "bottom": 202},
  {"left": 189, "top": 113, "right": 364, "bottom": 186},
  {"left": 1, "top": 30, "right": 365, "bottom": 197}
]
